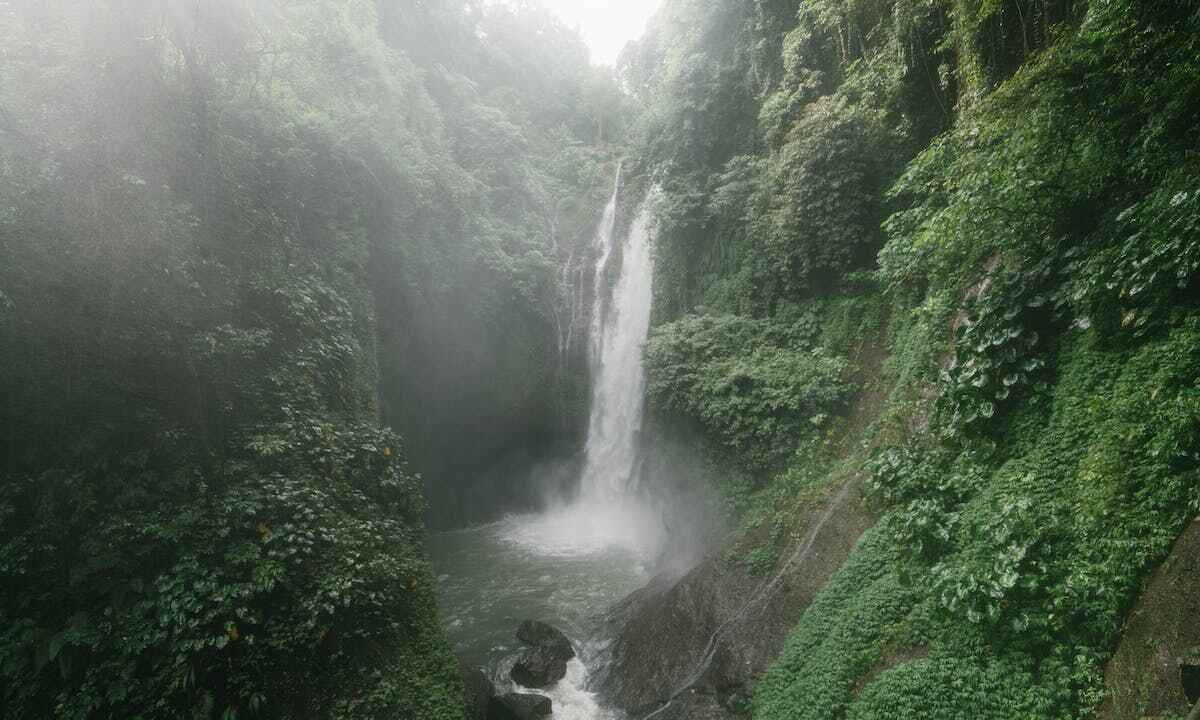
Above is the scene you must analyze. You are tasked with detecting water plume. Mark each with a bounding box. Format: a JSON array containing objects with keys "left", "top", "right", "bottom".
[{"left": 502, "top": 170, "right": 665, "bottom": 562}]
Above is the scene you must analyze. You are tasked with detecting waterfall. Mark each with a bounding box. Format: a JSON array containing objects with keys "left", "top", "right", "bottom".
[
  {"left": 588, "top": 166, "right": 621, "bottom": 363},
  {"left": 580, "top": 171, "right": 654, "bottom": 500},
  {"left": 499, "top": 171, "right": 663, "bottom": 561},
  {"left": 488, "top": 173, "right": 662, "bottom": 720}
]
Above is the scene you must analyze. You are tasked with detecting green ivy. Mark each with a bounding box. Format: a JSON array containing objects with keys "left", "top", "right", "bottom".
[{"left": 644, "top": 313, "right": 853, "bottom": 473}]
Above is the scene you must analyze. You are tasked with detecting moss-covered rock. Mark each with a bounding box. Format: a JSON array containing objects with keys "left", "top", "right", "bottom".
[{"left": 1100, "top": 519, "right": 1200, "bottom": 720}]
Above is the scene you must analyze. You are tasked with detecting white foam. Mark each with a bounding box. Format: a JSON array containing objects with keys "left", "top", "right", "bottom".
[
  {"left": 496, "top": 496, "right": 664, "bottom": 560},
  {"left": 507, "top": 659, "right": 620, "bottom": 720}
]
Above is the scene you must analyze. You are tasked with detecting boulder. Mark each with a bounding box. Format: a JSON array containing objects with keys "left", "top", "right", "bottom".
[
  {"left": 1100, "top": 518, "right": 1200, "bottom": 719},
  {"left": 460, "top": 660, "right": 496, "bottom": 720},
  {"left": 487, "top": 692, "right": 552, "bottom": 720},
  {"left": 510, "top": 646, "right": 568, "bottom": 688},
  {"left": 516, "top": 620, "right": 575, "bottom": 661},
  {"left": 510, "top": 620, "right": 575, "bottom": 688}
]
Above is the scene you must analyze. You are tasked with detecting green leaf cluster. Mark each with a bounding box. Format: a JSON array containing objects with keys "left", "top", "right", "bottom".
[
  {"left": 630, "top": 1, "right": 1200, "bottom": 719},
  {"left": 645, "top": 313, "right": 852, "bottom": 472}
]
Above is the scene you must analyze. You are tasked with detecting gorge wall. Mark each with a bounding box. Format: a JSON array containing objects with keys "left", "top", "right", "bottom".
[{"left": 604, "top": 1, "right": 1200, "bottom": 719}]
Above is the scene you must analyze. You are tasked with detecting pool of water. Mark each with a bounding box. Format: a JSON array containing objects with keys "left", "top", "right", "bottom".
[{"left": 430, "top": 504, "right": 659, "bottom": 719}]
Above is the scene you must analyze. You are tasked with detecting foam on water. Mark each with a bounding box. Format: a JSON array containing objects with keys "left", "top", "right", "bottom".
[
  {"left": 513, "top": 659, "right": 619, "bottom": 720},
  {"left": 496, "top": 497, "right": 663, "bottom": 561}
]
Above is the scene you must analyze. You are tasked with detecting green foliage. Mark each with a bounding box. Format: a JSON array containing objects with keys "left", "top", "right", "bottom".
[
  {"left": 635, "top": 2, "right": 1200, "bottom": 720},
  {"left": 644, "top": 313, "right": 852, "bottom": 472},
  {"left": 949, "top": 0, "right": 1086, "bottom": 99},
  {"left": 753, "top": 526, "right": 921, "bottom": 720},
  {"left": 0, "top": 0, "right": 622, "bottom": 716},
  {"left": 848, "top": 653, "right": 1059, "bottom": 719},
  {"left": 868, "top": 446, "right": 982, "bottom": 563},
  {"left": 757, "top": 324, "right": 1200, "bottom": 720},
  {"left": 628, "top": 0, "right": 952, "bottom": 319},
  {"left": 729, "top": 96, "right": 898, "bottom": 307},
  {"left": 362, "top": 0, "right": 626, "bottom": 523},
  {"left": 1070, "top": 162, "right": 1200, "bottom": 338},
  {"left": 939, "top": 259, "right": 1058, "bottom": 438}
]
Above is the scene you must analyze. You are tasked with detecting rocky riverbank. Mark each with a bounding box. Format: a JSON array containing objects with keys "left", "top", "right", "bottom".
[{"left": 598, "top": 480, "right": 873, "bottom": 720}]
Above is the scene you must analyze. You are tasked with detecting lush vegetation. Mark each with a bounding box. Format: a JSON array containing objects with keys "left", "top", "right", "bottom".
[
  {"left": 625, "top": 0, "right": 1200, "bottom": 718},
  {"left": 372, "top": 1, "right": 626, "bottom": 526},
  {"left": 4, "top": 0, "right": 1199, "bottom": 717},
  {"left": 645, "top": 312, "right": 852, "bottom": 471},
  {"left": 0, "top": 1, "right": 620, "bottom": 717}
]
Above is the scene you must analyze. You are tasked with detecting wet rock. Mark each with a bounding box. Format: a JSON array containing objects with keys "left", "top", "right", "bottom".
[
  {"left": 1100, "top": 517, "right": 1200, "bottom": 719},
  {"left": 460, "top": 660, "right": 495, "bottom": 720},
  {"left": 516, "top": 620, "right": 575, "bottom": 661},
  {"left": 600, "top": 480, "right": 872, "bottom": 715},
  {"left": 510, "top": 646, "right": 568, "bottom": 688},
  {"left": 487, "top": 692, "right": 552, "bottom": 720},
  {"left": 510, "top": 620, "right": 575, "bottom": 688}
]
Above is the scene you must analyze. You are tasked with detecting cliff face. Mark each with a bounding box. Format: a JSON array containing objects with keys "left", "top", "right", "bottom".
[
  {"left": 603, "top": 481, "right": 872, "bottom": 719},
  {"left": 1101, "top": 519, "right": 1200, "bottom": 720},
  {"left": 603, "top": 337, "right": 891, "bottom": 719}
]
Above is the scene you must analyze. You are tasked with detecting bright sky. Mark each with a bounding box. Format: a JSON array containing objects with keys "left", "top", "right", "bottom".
[{"left": 538, "top": 0, "right": 662, "bottom": 66}]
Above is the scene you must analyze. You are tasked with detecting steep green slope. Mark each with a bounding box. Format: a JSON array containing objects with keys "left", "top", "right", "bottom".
[
  {"left": 0, "top": 1, "right": 620, "bottom": 717},
  {"left": 623, "top": 0, "right": 1200, "bottom": 718}
]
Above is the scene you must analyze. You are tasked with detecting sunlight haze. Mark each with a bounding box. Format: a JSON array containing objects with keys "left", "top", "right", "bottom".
[{"left": 539, "top": 0, "right": 662, "bottom": 65}]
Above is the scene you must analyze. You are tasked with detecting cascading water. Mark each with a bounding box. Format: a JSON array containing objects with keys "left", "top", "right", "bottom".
[
  {"left": 581, "top": 169, "right": 653, "bottom": 500},
  {"left": 430, "top": 171, "right": 663, "bottom": 720},
  {"left": 588, "top": 165, "right": 622, "bottom": 364},
  {"left": 500, "top": 176, "right": 663, "bottom": 560}
]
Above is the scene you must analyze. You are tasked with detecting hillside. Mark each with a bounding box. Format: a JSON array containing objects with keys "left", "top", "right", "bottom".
[{"left": 604, "top": 1, "right": 1200, "bottom": 718}]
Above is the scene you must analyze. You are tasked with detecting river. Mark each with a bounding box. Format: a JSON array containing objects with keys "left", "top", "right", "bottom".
[{"left": 430, "top": 505, "right": 656, "bottom": 719}]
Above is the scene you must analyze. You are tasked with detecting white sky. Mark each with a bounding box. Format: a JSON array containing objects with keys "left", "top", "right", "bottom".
[{"left": 538, "top": 0, "right": 662, "bottom": 65}]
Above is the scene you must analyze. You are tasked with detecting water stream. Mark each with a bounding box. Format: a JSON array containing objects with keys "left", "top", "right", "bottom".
[
  {"left": 430, "top": 175, "right": 661, "bottom": 719},
  {"left": 430, "top": 519, "right": 646, "bottom": 719}
]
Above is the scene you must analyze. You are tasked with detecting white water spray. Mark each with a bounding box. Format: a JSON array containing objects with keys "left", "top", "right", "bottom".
[
  {"left": 581, "top": 173, "right": 654, "bottom": 501},
  {"left": 500, "top": 171, "right": 663, "bottom": 560}
]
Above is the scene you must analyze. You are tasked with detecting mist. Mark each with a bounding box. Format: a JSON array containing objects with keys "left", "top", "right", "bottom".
[{"left": 7, "top": 1, "right": 1198, "bottom": 720}]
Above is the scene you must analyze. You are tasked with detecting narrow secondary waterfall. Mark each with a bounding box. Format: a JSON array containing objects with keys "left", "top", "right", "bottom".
[{"left": 588, "top": 166, "right": 622, "bottom": 364}]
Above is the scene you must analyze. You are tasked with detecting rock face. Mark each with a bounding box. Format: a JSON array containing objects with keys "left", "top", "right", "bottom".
[
  {"left": 460, "top": 660, "right": 496, "bottom": 720},
  {"left": 600, "top": 480, "right": 873, "bottom": 720},
  {"left": 487, "top": 692, "right": 552, "bottom": 720},
  {"left": 510, "top": 620, "right": 575, "bottom": 688},
  {"left": 517, "top": 620, "right": 575, "bottom": 661},
  {"left": 510, "top": 648, "right": 568, "bottom": 688},
  {"left": 1100, "top": 518, "right": 1200, "bottom": 720}
]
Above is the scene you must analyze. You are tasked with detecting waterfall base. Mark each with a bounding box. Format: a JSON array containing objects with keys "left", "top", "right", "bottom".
[{"left": 498, "top": 495, "right": 666, "bottom": 563}]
